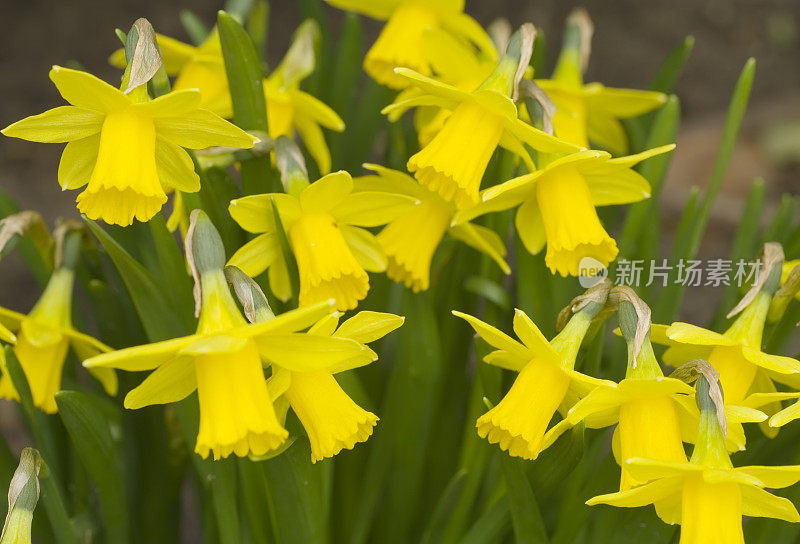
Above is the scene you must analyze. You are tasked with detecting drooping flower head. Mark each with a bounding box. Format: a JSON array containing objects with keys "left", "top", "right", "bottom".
[
  {"left": 83, "top": 211, "right": 372, "bottom": 459},
  {"left": 0, "top": 227, "right": 116, "bottom": 413},
  {"left": 1, "top": 63, "right": 255, "bottom": 227},
  {"left": 535, "top": 9, "right": 667, "bottom": 154},
  {"left": 228, "top": 139, "right": 417, "bottom": 310},
  {"left": 354, "top": 164, "right": 509, "bottom": 292},
  {"left": 651, "top": 244, "right": 800, "bottom": 434},
  {"left": 324, "top": 0, "right": 495, "bottom": 89},
  {"left": 588, "top": 373, "right": 800, "bottom": 543},
  {"left": 383, "top": 25, "right": 581, "bottom": 210},
  {"left": 228, "top": 276, "right": 404, "bottom": 463},
  {"left": 454, "top": 280, "right": 615, "bottom": 460},
  {"left": 112, "top": 22, "right": 345, "bottom": 174},
  {"left": 454, "top": 146, "right": 674, "bottom": 276}
]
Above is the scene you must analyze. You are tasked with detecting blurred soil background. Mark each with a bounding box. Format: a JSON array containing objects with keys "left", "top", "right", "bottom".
[{"left": 1, "top": 0, "right": 799, "bottom": 318}]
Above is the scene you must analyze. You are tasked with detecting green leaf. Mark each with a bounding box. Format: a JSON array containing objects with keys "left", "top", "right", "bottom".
[
  {"left": 55, "top": 391, "right": 130, "bottom": 544},
  {"left": 649, "top": 36, "right": 695, "bottom": 93},
  {"left": 419, "top": 469, "right": 468, "bottom": 544},
  {"left": 459, "top": 498, "right": 511, "bottom": 544},
  {"left": 501, "top": 454, "right": 549, "bottom": 544},
  {"left": 217, "top": 9, "right": 272, "bottom": 195},
  {"left": 463, "top": 276, "right": 511, "bottom": 311},
  {"left": 84, "top": 218, "right": 191, "bottom": 341},
  {"left": 179, "top": 10, "right": 209, "bottom": 45},
  {"left": 271, "top": 197, "right": 300, "bottom": 303}
]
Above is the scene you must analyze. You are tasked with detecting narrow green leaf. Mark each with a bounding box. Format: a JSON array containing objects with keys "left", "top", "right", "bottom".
[
  {"left": 271, "top": 198, "right": 300, "bottom": 303},
  {"left": 762, "top": 194, "right": 798, "bottom": 246},
  {"left": 237, "top": 461, "right": 272, "bottom": 544},
  {"left": 55, "top": 391, "right": 130, "bottom": 544},
  {"left": 84, "top": 218, "right": 190, "bottom": 341},
  {"left": 247, "top": 0, "right": 270, "bottom": 65},
  {"left": 209, "top": 459, "right": 241, "bottom": 544},
  {"left": 419, "top": 470, "right": 468, "bottom": 544},
  {"left": 501, "top": 455, "right": 549, "bottom": 544},
  {"left": 460, "top": 497, "right": 511, "bottom": 544},
  {"left": 648, "top": 36, "right": 695, "bottom": 93},
  {"left": 179, "top": 10, "right": 210, "bottom": 45},
  {"left": 217, "top": 9, "right": 272, "bottom": 195}
]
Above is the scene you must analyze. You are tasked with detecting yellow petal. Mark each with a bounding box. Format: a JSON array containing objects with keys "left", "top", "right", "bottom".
[
  {"left": 340, "top": 225, "right": 386, "bottom": 272},
  {"left": 483, "top": 350, "right": 528, "bottom": 372},
  {"left": 393, "top": 67, "right": 472, "bottom": 104},
  {"left": 567, "top": 384, "right": 623, "bottom": 425},
  {"left": 334, "top": 311, "right": 404, "bottom": 344},
  {"left": 357, "top": 164, "right": 424, "bottom": 197},
  {"left": 300, "top": 171, "right": 353, "bottom": 213},
  {"left": 228, "top": 233, "right": 281, "bottom": 278},
  {"left": 586, "top": 475, "right": 682, "bottom": 507},
  {"left": 292, "top": 90, "right": 345, "bottom": 130},
  {"left": 515, "top": 196, "right": 547, "bottom": 255},
  {"left": 154, "top": 138, "right": 200, "bottom": 193},
  {"left": 586, "top": 112, "right": 629, "bottom": 156},
  {"left": 741, "top": 347, "right": 800, "bottom": 375},
  {"left": 740, "top": 486, "right": 800, "bottom": 522},
  {"left": 49, "top": 66, "right": 130, "bottom": 112},
  {"left": 331, "top": 192, "right": 417, "bottom": 227},
  {"left": 124, "top": 355, "right": 197, "bottom": 409},
  {"left": 735, "top": 465, "right": 800, "bottom": 489},
  {"left": 2, "top": 106, "right": 103, "bottom": 143},
  {"left": 583, "top": 84, "right": 667, "bottom": 118},
  {"left": 57, "top": 134, "right": 100, "bottom": 190},
  {"left": 238, "top": 301, "right": 336, "bottom": 337},
  {"left": 584, "top": 167, "right": 651, "bottom": 206},
  {"left": 133, "top": 89, "right": 203, "bottom": 117},
  {"left": 451, "top": 311, "right": 530, "bottom": 361},
  {"left": 323, "top": 0, "right": 397, "bottom": 20},
  {"left": 256, "top": 334, "right": 372, "bottom": 372},
  {"left": 512, "top": 309, "right": 559, "bottom": 362},
  {"left": 624, "top": 457, "right": 701, "bottom": 483},
  {"left": 504, "top": 117, "right": 584, "bottom": 155},
  {"left": 606, "top": 144, "right": 676, "bottom": 169},
  {"left": 269, "top": 259, "right": 293, "bottom": 303},
  {"left": 228, "top": 193, "right": 301, "bottom": 233},
  {"left": 680, "top": 477, "right": 744, "bottom": 543},
  {"left": 83, "top": 335, "right": 200, "bottom": 371},
  {"left": 179, "top": 335, "right": 249, "bottom": 356},
  {"left": 449, "top": 223, "right": 510, "bottom": 274},
  {"left": 86, "top": 367, "right": 119, "bottom": 397},
  {"left": 439, "top": 12, "right": 497, "bottom": 59},
  {"left": 155, "top": 109, "right": 256, "bottom": 149},
  {"left": 382, "top": 94, "right": 459, "bottom": 121},
  {"left": 667, "top": 322, "right": 736, "bottom": 346},
  {"left": 294, "top": 113, "right": 333, "bottom": 175}
]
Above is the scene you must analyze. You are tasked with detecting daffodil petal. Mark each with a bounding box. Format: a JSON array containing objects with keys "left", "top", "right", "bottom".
[
  {"left": 736, "top": 465, "right": 800, "bottom": 489},
  {"left": 448, "top": 223, "right": 510, "bottom": 274},
  {"left": 155, "top": 109, "right": 256, "bottom": 149},
  {"left": 586, "top": 477, "right": 682, "bottom": 507},
  {"left": 86, "top": 367, "right": 119, "bottom": 397},
  {"left": 124, "top": 355, "right": 197, "bottom": 409},
  {"left": 392, "top": 67, "right": 472, "bottom": 104},
  {"left": 154, "top": 138, "right": 200, "bottom": 192},
  {"left": 585, "top": 167, "right": 651, "bottom": 206},
  {"left": 294, "top": 113, "right": 333, "bottom": 175},
  {"left": 666, "top": 322, "right": 736, "bottom": 346},
  {"left": 0, "top": 307, "right": 24, "bottom": 332},
  {"left": 440, "top": 12, "right": 497, "bottom": 58},
  {"left": 229, "top": 193, "right": 301, "bottom": 233},
  {"left": 2, "top": 106, "right": 103, "bottom": 143},
  {"left": 741, "top": 347, "right": 800, "bottom": 375},
  {"left": 586, "top": 113, "right": 629, "bottom": 156},
  {"left": 300, "top": 171, "right": 353, "bottom": 213},
  {"left": 324, "top": 0, "right": 398, "bottom": 19},
  {"left": 382, "top": 95, "right": 458, "bottom": 121},
  {"left": 617, "top": 377, "right": 694, "bottom": 398},
  {"left": 334, "top": 311, "right": 404, "bottom": 344},
  {"left": 58, "top": 134, "right": 100, "bottom": 190},
  {"left": 332, "top": 192, "right": 417, "bottom": 227},
  {"left": 134, "top": 89, "right": 203, "bottom": 117},
  {"left": 540, "top": 419, "right": 572, "bottom": 451},
  {"left": 505, "top": 117, "right": 583, "bottom": 155},
  {"left": 340, "top": 225, "right": 386, "bottom": 272},
  {"left": 512, "top": 309, "right": 558, "bottom": 361},
  {"left": 498, "top": 132, "right": 536, "bottom": 171},
  {"left": 228, "top": 233, "right": 281, "bottom": 278},
  {"left": 256, "top": 334, "right": 372, "bottom": 372},
  {"left": 741, "top": 486, "right": 800, "bottom": 522},
  {"left": 269, "top": 258, "right": 292, "bottom": 303},
  {"left": 567, "top": 384, "right": 623, "bottom": 425},
  {"left": 66, "top": 329, "right": 112, "bottom": 359},
  {"left": 606, "top": 144, "right": 676, "bottom": 169},
  {"left": 83, "top": 335, "right": 200, "bottom": 371},
  {"left": 292, "top": 90, "right": 345, "bottom": 130},
  {"left": 624, "top": 457, "right": 703, "bottom": 482},
  {"left": 308, "top": 313, "right": 341, "bottom": 336},
  {"left": 49, "top": 66, "right": 130, "bottom": 112},
  {"left": 179, "top": 335, "right": 249, "bottom": 356},
  {"left": 358, "top": 164, "right": 424, "bottom": 197},
  {"left": 483, "top": 350, "right": 528, "bottom": 371},
  {"left": 240, "top": 300, "right": 336, "bottom": 336},
  {"left": 583, "top": 84, "right": 668, "bottom": 118},
  {"left": 515, "top": 196, "right": 547, "bottom": 255},
  {"left": 770, "top": 399, "right": 800, "bottom": 428},
  {"left": 566, "top": 370, "right": 617, "bottom": 398},
  {"left": 452, "top": 311, "right": 530, "bottom": 361}
]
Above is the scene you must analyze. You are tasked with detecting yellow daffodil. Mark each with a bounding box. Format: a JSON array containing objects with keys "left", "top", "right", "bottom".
[
  {"left": 354, "top": 164, "right": 509, "bottom": 292},
  {"left": 1, "top": 66, "right": 254, "bottom": 226},
  {"left": 83, "top": 211, "right": 374, "bottom": 459},
  {"left": 387, "top": 26, "right": 498, "bottom": 146},
  {"left": 228, "top": 170, "right": 416, "bottom": 310},
  {"left": 454, "top": 300, "right": 613, "bottom": 460},
  {"left": 536, "top": 10, "right": 667, "bottom": 154},
  {"left": 113, "top": 23, "right": 344, "bottom": 174},
  {"left": 265, "top": 310, "right": 404, "bottom": 462},
  {"left": 383, "top": 26, "right": 581, "bottom": 209},
  {"left": 0, "top": 259, "right": 116, "bottom": 414},
  {"left": 454, "top": 146, "right": 674, "bottom": 276},
  {"left": 588, "top": 376, "right": 800, "bottom": 542},
  {"left": 324, "top": 0, "right": 495, "bottom": 89}
]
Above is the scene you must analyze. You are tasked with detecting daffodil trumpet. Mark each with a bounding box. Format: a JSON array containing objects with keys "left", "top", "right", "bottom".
[
  {"left": 454, "top": 145, "right": 675, "bottom": 276},
  {"left": 588, "top": 375, "right": 800, "bottom": 543},
  {"left": 454, "top": 282, "right": 615, "bottom": 460},
  {"left": 384, "top": 25, "right": 582, "bottom": 210},
  {"left": 83, "top": 211, "right": 374, "bottom": 459},
  {"left": 0, "top": 230, "right": 116, "bottom": 413}
]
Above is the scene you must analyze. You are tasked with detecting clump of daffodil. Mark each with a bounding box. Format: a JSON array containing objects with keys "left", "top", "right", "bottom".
[
  {"left": 568, "top": 289, "right": 765, "bottom": 491},
  {"left": 228, "top": 138, "right": 416, "bottom": 310},
  {"left": 112, "top": 21, "right": 344, "bottom": 174},
  {"left": 588, "top": 373, "right": 800, "bottom": 542},
  {"left": 383, "top": 25, "right": 581, "bottom": 209},
  {"left": 324, "top": 0, "right": 495, "bottom": 89},
  {"left": 0, "top": 227, "right": 116, "bottom": 413},
  {"left": 354, "top": 164, "right": 509, "bottom": 292},
  {"left": 387, "top": 25, "right": 499, "bottom": 146},
  {"left": 454, "top": 280, "right": 615, "bottom": 460},
  {"left": 535, "top": 9, "right": 667, "bottom": 155},
  {"left": 83, "top": 210, "right": 373, "bottom": 459},
  {"left": 454, "top": 145, "right": 674, "bottom": 276},
  {"left": 3, "top": 35, "right": 255, "bottom": 227},
  {"left": 652, "top": 244, "right": 800, "bottom": 435},
  {"left": 228, "top": 268, "right": 403, "bottom": 462}
]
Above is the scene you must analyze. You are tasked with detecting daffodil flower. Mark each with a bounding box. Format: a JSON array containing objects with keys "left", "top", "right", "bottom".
[
  {"left": 324, "top": 0, "right": 495, "bottom": 89},
  {"left": 228, "top": 170, "right": 416, "bottom": 310},
  {"left": 454, "top": 303, "right": 613, "bottom": 460},
  {"left": 588, "top": 376, "right": 800, "bottom": 542},
  {"left": 1, "top": 66, "right": 255, "bottom": 226},
  {"left": 354, "top": 164, "right": 509, "bottom": 292},
  {"left": 383, "top": 27, "right": 581, "bottom": 210},
  {"left": 454, "top": 146, "right": 674, "bottom": 276},
  {"left": 0, "top": 266, "right": 116, "bottom": 414},
  {"left": 267, "top": 310, "right": 404, "bottom": 462},
  {"left": 536, "top": 10, "right": 667, "bottom": 154},
  {"left": 113, "top": 24, "right": 345, "bottom": 174},
  {"left": 83, "top": 212, "right": 375, "bottom": 459}
]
